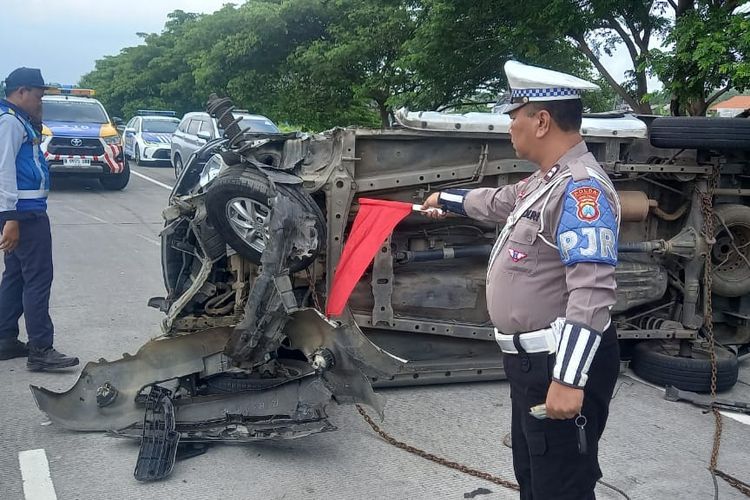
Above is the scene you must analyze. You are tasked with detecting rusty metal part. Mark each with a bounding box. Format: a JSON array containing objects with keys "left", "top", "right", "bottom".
[
  {"left": 699, "top": 169, "right": 750, "bottom": 498},
  {"left": 356, "top": 404, "right": 520, "bottom": 492},
  {"left": 618, "top": 191, "right": 654, "bottom": 222},
  {"left": 653, "top": 202, "right": 690, "bottom": 222}
]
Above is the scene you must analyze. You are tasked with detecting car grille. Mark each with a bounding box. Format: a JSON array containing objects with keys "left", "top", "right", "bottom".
[
  {"left": 152, "top": 149, "right": 170, "bottom": 159},
  {"left": 47, "top": 137, "right": 104, "bottom": 156}
]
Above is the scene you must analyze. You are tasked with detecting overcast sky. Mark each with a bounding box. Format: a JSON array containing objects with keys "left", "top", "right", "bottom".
[{"left": 1, "top": 0, "right": 656, "bottom": 91}]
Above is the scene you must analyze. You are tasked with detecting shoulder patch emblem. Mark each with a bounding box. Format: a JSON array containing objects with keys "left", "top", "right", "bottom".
[
  {"left": 570, "top": 186, "right": 601, "bottom": 223},
  {"left": 508, "top": 248, "right": 528, "bottom": 262}
]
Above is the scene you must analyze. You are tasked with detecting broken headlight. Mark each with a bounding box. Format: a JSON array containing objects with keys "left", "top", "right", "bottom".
[{"left": 199, "top": 153, "right": 227, "bottom": 188}]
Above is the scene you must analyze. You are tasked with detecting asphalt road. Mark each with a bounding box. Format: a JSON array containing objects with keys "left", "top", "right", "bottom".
[{"left": 0, "top": 163, "right": 749, "bottom": 500}]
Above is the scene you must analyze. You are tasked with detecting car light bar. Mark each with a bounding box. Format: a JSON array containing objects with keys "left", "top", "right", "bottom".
[
  {"left": 44, "top": 86, "right": 96, "bottom": 97},
  {"left": 136, "top": 109, "right": 177, "bottom": 117}
]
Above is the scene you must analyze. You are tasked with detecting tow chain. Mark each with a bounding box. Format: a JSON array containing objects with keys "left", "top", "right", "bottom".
[
  {"left": 699, "top": 168, "right": 750, "bottom": 498},
  {"left": 356, "top": 404, "right": 520, "bottom": 492}
]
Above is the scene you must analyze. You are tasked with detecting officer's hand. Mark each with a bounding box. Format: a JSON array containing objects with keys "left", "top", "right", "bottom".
[
  {"left": 545, "top": 380, "right": 583, "bottom": 419},
  {"left": 0, "top": 220, "right": 20, "bottom": 253},
  {"left": 420, "top": 193, "right": 447, "bottom": 220}
]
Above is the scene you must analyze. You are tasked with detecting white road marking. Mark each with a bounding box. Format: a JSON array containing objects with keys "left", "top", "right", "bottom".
[
  {"left": 18, "top": 449, "right": 58, "bottom": 500},
  {"left": 64, "top": 206, "right": 108, "bottom": 224},
  {"left": 720, "top": 411, "right": 750, "bottom": 426},
  {"left": 131, "top": 170, "right": 174, "bottom": 191},
  {"left": 135, "top": 233, "right": 161, "bottom": 247}
]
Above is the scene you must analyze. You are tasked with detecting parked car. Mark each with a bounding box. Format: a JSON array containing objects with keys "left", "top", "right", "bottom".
[
  {"left": 122, "top": 110, "right": 180, "bottom": 166},
  {"left": 33, "top": 96, "right": 750, "bottom": 480},
  {"left": 170, "top": 110, "right": 280, "bottom": 178},
  {"left": 40, "top": 87, "right": 129, "bottom": 190}
]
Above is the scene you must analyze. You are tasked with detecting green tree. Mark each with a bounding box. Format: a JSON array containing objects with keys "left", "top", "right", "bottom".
[
  {"left": 400, "top": 0, "right": 598, "bottom": 110},
  {"left": 651, "top": 1, "right": 750, "bottom": 115}
]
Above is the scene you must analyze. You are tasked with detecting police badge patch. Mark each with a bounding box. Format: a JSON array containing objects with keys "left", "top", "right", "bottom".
[
  {"left": 508, "top": 248, "right": 528, "bottom": 262},
  {"left": 556, "top": 178, "right": 618, "bottom": 267},
  {"left": 570, "top": 186, "right": 601, "bottom": 222}
]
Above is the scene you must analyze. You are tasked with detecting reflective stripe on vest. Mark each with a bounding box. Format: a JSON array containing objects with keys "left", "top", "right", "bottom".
[{"left": 18, "top": 189, "right": 50, "bottom": 199}]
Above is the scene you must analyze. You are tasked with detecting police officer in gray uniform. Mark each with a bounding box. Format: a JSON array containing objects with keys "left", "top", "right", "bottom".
[{"left": 423, "top": 61, "right": 621, "bottom": 499}]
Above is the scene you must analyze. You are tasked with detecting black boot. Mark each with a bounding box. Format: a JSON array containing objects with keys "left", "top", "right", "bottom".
[
  {"left": 0, "top": 339, "right": 28, "bottom": 360},
  {"left": 27, "top": 346, "right": 79, "bottom": 371}
]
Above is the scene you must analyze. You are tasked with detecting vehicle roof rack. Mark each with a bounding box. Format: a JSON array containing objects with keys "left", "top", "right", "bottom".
[
  {"left": 44, "top": 85, "right": 96, "bottom": 97},
  {"left": 136, "top": 110, "right": 177, "bottom": 117}
]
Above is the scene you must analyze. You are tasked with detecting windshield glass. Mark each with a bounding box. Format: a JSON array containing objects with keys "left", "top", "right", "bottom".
[
  {"left": 239, "top": 117, "right": 280, "bottom": 133},
  {"left": 219, "top": 116, "right": 280, "bottom": 134},
  {"left": 43, "top": 100, "right": 108, "bottom": 124},
  {"left": 142, "top": 119, "right": 179, "bottom": 133}
]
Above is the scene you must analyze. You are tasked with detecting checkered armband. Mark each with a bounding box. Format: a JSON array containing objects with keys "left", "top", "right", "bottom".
[
  {"left": 438, "top": 189, "right": 470, "bottom": 216},
  {"left": 553, "top": 321, "right": 602, "bottom": 388}
]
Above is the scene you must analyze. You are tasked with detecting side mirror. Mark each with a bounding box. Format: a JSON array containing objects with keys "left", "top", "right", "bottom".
[
  {"left": 124, "top": 127, "right": 136, "bottom": 134},
  {"left": 196, "top": 130, "right": 212, "bottom": 141},
  {"left": 112, "top": 117, "right": 123, "bottom": 125}
]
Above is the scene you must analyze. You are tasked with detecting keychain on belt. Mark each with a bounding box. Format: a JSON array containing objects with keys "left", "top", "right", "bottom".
[
  {"left": 529, "top": 405, "right": 588, "bottom": 455},
  {"left": 575, "top": 414, "right": 588, "bottom": 454}
]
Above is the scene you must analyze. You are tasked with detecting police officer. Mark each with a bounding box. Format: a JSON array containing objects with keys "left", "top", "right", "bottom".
[
  {"left": 423, "top": 61, "right": 620, "bottom": 499},
  {"left": 0, "top": 67, "right": 79, "bottom": 371}
]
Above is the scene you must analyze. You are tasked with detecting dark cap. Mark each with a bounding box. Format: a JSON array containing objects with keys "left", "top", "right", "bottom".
[{"left": 4, "top": 67, "right": 51, "bottom": 92}]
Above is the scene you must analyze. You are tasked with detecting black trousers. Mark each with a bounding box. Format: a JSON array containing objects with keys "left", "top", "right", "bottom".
[
  {"left": 0, "top": 213, "right": 55, "bottom": 349},
  {"left": 504, "top": 323, "right": 620, "bottom": 500}
]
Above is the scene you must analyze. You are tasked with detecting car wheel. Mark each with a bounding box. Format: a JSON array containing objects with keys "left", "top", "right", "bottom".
[
  {"left": 711, "top": 204, "right": 750, "bottom": 297},
  {"left": 631, "top": 340, "right": 738, "bottom": 393},
  {"left": 134, "top": 145, "right": 143, "bottom": 166},
  {"left": 173, "top": 155, "right": 183, "bottom": 179},
  {"left": 205, "top": 167, "right": 325, "bottom": 271},
  {"left": 99, "top": 159, "right": 130, "bottom": 190},
  {"left": 650, "top": 117, "right": 750, "bottom": 151}
]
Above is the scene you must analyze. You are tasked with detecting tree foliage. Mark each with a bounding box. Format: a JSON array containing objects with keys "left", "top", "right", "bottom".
[
  {"left": 80, "top": 0, "right": 746, "bottom": 128},
  {"left": 651, "top": 1, "right": 750, "bottom": 115}
]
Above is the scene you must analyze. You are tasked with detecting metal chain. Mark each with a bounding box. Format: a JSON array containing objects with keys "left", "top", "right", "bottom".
[
  {"left": 305, "top": 267, "right": 322, "bottom": 311},
  {"left": 698, "top": 168, "right": 750, "bottom": 498},
  {"left": 356, "top": 404, "right": 520, "bottom": 492}
]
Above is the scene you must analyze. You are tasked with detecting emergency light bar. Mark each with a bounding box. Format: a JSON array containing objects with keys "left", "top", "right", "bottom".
[
  {"left": 44, "top": 86, "right": 96, "bottom": 97},
  {"left": 136, "top": 109, "right": 177, "bottom": 117}
]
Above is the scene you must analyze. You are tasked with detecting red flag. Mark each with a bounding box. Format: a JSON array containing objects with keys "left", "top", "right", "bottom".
[{"left": 326, "top": 198, "right": 413, "bottom": 317}]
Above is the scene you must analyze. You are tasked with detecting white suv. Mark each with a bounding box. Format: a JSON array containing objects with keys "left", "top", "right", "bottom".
[{"left": 170, "top": 111, "right": 279, "bottom": 177}]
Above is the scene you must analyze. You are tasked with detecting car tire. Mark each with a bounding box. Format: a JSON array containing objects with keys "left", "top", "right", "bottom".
[
  {"left": 631, "top": 340, "right": 738, "bottom": 393},
  {"left": 99, "top": 159, "right": 130, "bottom": 190},
  {"left": 650, "top": 117, "right": 750, "bottom": 151},
  {"left": 205, "top": 167, "right": 325, "bottom": 271},
  {"left": 134, "top": 145, "right": 143, "bottom": 166},
  {"left": 711, "top": 204, "right": 750, "bottom": 297},
  {"left": 173, "top": 154, "right": 183, "bottom": 179}
]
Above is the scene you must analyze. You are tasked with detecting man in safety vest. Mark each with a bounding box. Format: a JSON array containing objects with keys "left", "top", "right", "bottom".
[{"left": 0, "top": 67, "right": 79, "bottom": 371}]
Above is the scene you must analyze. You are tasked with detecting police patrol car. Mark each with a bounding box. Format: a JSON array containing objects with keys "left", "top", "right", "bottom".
[
  {"left": 40, "top": 86, "right": 129, "bottom": 190},
  {"left": 122, "top": 110, "right": 180, "bottom": 166}
]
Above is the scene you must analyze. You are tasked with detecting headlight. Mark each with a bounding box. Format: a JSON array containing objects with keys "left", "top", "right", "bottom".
[
  {"left": 102, "top": 135, "right": 121, "bottom": 145},
  {"left": 199, "top": 154, "right": 227, "bottom": 188}
]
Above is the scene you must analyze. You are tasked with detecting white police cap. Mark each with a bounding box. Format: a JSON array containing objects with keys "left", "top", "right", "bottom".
[{"left": 497, "top": 60, "right": 600, "bottom": 114}]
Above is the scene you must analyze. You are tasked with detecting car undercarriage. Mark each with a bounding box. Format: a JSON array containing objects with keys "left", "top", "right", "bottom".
[{"left": 31, "top": 96, "right": 750, "bottom": 479}]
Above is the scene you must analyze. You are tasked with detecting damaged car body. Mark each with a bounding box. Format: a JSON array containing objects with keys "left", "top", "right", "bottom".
[{"left": 32, "top": 95, "right": 750, "bottom": 477}]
